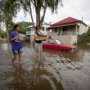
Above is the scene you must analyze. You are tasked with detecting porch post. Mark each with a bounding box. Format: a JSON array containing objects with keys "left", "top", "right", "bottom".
[
  {"left": 76, "top": 24, "right": 78, "bottom": 35},
  {"left": 75, "top": 24, "right": 79, "bottom": 44},
  {"left": 60, "top": 27, "right": 63, "bottom": 35}
]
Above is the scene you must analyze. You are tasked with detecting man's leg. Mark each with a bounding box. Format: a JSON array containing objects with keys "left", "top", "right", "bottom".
[
  {"left": 12, "top": 49, "right": 19, "bottom": 64},
  {"left": 12, "top": 54, "right": 16, "bottom": 64},
  {"left": 18, "top": 53, "right": 22, "bottom": 63},
  {"left": 18, "top": 48, "right": 23, "bottom": 63},
  {"left": 12, "top": 54, "right": 19, "bottom": 64}
]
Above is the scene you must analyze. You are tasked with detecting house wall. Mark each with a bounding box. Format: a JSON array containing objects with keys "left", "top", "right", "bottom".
[
  {"left": 48, "top": 31, "right": 77, "bottom": 44},
  {"left": 59, "top": 35, "right": 77, "bottom": 44}
]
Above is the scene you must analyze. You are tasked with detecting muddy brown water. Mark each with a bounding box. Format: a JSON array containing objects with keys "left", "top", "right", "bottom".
[{"left": 0, "top": 42, "right": 90, "bottom": 90}]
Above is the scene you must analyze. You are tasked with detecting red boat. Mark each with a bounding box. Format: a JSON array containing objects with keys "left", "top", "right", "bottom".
[{"left": 42, "top": 43, "right": 76, "bottom": 52}]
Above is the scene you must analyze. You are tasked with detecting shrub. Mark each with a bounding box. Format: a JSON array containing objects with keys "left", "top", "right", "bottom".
[
  {"left": 0, "top": 31, "right": 7, "bottom": 38},
  {"left": 77, "top": 27, "right": 90, "bottom": 47}
]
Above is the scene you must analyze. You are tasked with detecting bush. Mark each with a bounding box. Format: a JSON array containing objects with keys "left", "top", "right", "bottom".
[
  {"left": 18, "top": 22, "right": 32, "bottom": 34},
  {"left": 77, "top": 27, "right": 90, "bottom": 47},
  {"left": 0, "top": 31, "right": 7, "bottom": 38}
]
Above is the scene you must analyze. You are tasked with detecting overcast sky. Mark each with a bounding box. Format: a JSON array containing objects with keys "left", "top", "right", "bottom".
[{"left": 13, "top": 0, "right": 90, "bottom": 25}]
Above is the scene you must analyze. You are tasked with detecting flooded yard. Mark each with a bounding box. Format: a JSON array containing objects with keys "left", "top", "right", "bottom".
[{"left": 0, "top": 42, "right": 90, "bottom": 90}]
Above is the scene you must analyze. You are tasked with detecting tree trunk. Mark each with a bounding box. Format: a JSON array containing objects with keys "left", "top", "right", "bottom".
[
  {"left": 35, "top": 2, "right": 43, "bottom": 31},
  {"left": 36, "top": 9, "right": 41, "bottom": 30},
  {"left": 29, "top": 1, "right": 35, "bottom": 27},
  {"left": 40, "top": 6, "right": 47, "bottom": 25}
]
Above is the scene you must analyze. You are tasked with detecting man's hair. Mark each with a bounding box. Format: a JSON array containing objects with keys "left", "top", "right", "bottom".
[{"left": 13, "top": 24, "right": 19, "bottom": 30}]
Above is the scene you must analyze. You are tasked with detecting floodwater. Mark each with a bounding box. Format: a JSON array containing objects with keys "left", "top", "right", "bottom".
[{"left": 0, "top": 42, "right": 90, "bottom": 90}]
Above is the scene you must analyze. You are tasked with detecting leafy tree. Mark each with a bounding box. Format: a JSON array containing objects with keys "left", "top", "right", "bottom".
[
  {"left": 77, "top": 27, "right": 90, "bottom": 47},
  {"left": 3, "top": 0, "right": 20, "bottom": 31},
  {"left": 20, "top": 0, "right": 63, "bottom": 30},
  {"left": 0, "top": 30, "right": 7, "bottom": 38},
  {"left": 0, "top": 0, "right": 5, "bottom": 28},
  {"left": 1, "top": 0, "right": 63, "bottom": 31}
]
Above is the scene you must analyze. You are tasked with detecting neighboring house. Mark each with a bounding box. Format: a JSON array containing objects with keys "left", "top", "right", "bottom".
[{"left": 48, "top": 17, "right": 88, "bottom": 44}]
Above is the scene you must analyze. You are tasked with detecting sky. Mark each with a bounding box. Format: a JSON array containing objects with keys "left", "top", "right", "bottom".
[{"left": 13, "top": 0, "right": 90, "bottom": 25}]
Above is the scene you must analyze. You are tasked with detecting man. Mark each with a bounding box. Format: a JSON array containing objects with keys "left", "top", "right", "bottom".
[{"left": 9, "top": 24, "right": 23, "bottom": 63}]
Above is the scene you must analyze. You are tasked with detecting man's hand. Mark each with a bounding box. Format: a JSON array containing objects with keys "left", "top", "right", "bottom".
[{"left": 11, "top": 35, "right": 18, "bottom": 41}]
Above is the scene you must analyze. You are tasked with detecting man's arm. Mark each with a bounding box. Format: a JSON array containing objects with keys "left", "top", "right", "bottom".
[
  {"left": 10, "top": 32, "right": 20, "bottom": 42},
  {"left": 11, "top": 35, "right": 18, "bottom": 41}
]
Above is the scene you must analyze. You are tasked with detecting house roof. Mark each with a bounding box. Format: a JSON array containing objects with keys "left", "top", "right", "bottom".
[{"left": 49, "top": 17, "right": 87, "bottom": 28}]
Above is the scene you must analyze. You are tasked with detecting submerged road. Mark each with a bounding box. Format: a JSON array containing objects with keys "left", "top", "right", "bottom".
[{"left": 0, "top": 43, "right": 90, "bottom": 90}]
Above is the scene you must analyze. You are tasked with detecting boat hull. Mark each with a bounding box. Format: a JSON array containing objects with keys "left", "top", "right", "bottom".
[{"left": 42, "top": 43, "right": 76, "bottom": 52}]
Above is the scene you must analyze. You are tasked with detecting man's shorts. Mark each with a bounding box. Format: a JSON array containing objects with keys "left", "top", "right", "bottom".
[{"left": 12, "top": 47, "right": 23, "bottom": 55}]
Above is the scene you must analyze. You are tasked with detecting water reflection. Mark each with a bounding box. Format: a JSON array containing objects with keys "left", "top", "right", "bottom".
[
  {"left": 1, "top": 42, "right": 90, "bottom": 90},
  {"left": 0, "top": 43, "right": 9, "bottom": 51},
  {"left": 8, "top": 63, "right": 31, "bottom": 90},
  {"left": 6, "top": 61, "right": 63, "bottom": 90},
  {"left": 43, "top": 49, "right": 85, "bottom": 71},
  {"left": 0, "top": 42, "right": 84, "bottom": 62},
  {"left": 43, "top": 49, "right": 84, "bottom": 62}
]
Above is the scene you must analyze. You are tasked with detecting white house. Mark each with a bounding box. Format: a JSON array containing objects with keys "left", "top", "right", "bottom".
[{"left": 48, "top": 17, "right": 88, "bottom": 45}]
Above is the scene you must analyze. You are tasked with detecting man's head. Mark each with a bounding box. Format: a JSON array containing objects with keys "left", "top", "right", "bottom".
[{"left": 13, "top": 24, "right": 20, "bottom": 32}]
